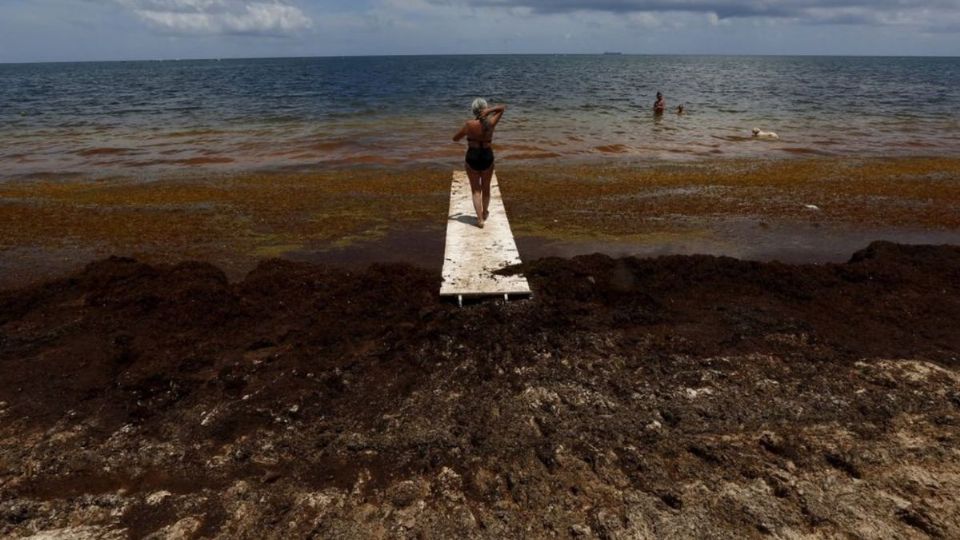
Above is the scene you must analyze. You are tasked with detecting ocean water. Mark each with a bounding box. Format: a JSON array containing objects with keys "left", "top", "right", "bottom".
[{"left": 1, "top": 55, "right": 959, "bottom": 179}]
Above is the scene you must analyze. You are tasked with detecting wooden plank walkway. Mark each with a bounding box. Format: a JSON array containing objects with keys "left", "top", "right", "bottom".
[{"left": 439, "top": 171, "right": 531, "bottom": 304}]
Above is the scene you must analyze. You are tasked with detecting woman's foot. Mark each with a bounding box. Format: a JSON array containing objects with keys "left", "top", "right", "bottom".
[
  {"left": 477, "top": 217, "right": 485, "bottom": 228},
  {"left": 483, "top": 210, "right": 489, "bottom": 220}
]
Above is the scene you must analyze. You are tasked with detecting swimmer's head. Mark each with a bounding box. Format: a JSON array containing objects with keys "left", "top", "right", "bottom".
[
  {"left": 471, "top": 98, "right": 488, "bottom": 118},
  {"left": 656, "top": 92, "right": 663, "bottom": 99}
]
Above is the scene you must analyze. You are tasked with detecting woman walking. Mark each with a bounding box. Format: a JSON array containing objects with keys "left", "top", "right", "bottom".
[{"left": 453, "top": 98, "right": 507, "bottom": 228}]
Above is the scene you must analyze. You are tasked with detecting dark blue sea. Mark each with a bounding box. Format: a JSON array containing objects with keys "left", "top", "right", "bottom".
[{"left": 1, "top": 55, "right": 959, "bottom": 178}]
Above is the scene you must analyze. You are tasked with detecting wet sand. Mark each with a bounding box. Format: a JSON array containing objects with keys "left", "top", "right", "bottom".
[{"left": 1, "top": 156, "right": 959, "bottom": 288}]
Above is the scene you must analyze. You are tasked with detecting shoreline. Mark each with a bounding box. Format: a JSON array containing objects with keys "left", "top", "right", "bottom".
[
  {"left": 1, "top": 155, "right": 959, "bottom": 289},
  {"left": 4, "top": 145, "right": 957, "bottom": 185}
]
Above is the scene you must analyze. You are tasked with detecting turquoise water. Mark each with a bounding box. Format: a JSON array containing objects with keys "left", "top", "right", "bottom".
[{"left": 1, "top": 55, "right": 958, "bottom": 178}]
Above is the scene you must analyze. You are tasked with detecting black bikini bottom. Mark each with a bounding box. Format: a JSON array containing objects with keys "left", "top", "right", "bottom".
[{"left": 465, "top": 147, "right": 494, "bottom": 172}]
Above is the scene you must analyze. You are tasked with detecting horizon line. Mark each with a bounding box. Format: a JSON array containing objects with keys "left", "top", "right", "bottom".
[{"left": 2, "top": 52, "right": 960, "bottom": 65}]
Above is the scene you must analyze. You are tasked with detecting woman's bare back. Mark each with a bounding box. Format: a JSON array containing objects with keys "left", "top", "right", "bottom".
[{"left": 463, "top": 119, "right": 494, "bottom": 146}]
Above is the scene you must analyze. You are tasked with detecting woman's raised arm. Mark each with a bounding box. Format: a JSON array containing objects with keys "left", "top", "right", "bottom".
[{"left": 482, "top": 104, "right": 507, "bottom": 127}]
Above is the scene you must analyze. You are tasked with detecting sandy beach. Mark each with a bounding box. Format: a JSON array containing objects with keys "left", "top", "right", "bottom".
[
  {"left": 1, "top": 241, "right": 959, "bottom": 537},
  {"left": 1, "top": 154, "right": 960, "bottom": 537}
]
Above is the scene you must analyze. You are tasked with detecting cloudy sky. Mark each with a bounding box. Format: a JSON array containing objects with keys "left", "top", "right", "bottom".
[{"left": 1, "top": 0, "right": 958, "bottom": 62}]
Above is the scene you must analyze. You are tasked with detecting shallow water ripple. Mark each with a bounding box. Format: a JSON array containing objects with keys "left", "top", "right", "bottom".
[{"left": 1, "top": 55, "right": 959, "bottom": 178}]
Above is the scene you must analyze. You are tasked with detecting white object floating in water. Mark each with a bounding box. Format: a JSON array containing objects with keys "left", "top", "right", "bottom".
[
  {"left": 804, "top": 204, "right": 821, "bottom": 211},
  {"left": 752, "top": 127, "right": 780, "bottom": 140}
]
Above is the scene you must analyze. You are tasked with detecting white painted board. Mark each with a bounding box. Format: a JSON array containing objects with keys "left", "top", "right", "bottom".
[{"left": 439, "top": 171, "right": 532, "bottom": 298}]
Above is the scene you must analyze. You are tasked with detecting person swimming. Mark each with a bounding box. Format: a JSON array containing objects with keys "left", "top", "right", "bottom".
[
  {"left": 654, "top": 91, "right": 666, "bottom": 114},
  {"left": 453, "top": 98, "right": 507, "bottom": 228}
]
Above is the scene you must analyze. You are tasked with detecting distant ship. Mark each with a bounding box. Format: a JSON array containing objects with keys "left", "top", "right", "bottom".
[{"left": 602, "top": 52, "right": 623, "bottom": 55}]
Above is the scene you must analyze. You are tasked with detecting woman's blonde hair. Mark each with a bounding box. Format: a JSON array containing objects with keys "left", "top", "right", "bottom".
[{"left": 471, "top": 97, "right": 488, "bottom": 119}]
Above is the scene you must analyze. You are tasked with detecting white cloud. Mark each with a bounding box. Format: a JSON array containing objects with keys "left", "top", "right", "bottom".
[
  {"left": 115, "top": 0, "right": 312, "bottom": 35},
  {"left": 429, "top": 0, "right": 960, "bottom": 31},
  {"left": 380, "top": 0, "right": 435, "bottom": 11}
]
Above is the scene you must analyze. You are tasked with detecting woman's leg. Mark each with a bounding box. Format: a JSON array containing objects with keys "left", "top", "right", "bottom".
[
  {"left": 480, "top": 166, "right": 494, "bottom": 220},
  {"left": 466, "top": 165, "right": 484, "bottom": 227}
]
